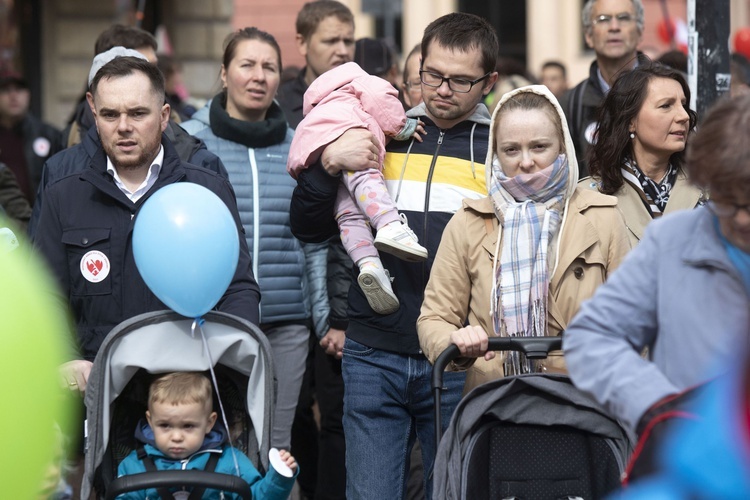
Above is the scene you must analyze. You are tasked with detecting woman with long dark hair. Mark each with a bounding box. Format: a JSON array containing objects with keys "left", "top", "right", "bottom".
[
  {"left": 585, "top": 63, "right": 701, "bottom": 246},
  {"left": 565, "top": 93, "right": 750, "bottom": 436}
]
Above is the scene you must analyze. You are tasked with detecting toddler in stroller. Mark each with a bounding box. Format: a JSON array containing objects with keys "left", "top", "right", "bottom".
[
  {"left": 116, "top": 371, "right": 297, "bottom": 499},
  {"left": 81, "top": 310, "right": 292, "bottom": 499}
]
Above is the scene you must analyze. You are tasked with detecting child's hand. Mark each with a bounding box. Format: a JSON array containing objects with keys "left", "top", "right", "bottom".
[
  {"left": 278, "top": 449, "right": 298, "bottom": 472},
  {"left": 412, "top": 120, "right": 426, "bottom": 143}
]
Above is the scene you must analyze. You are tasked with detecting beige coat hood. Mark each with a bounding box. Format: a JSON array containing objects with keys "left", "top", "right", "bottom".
[{"left": 484, "top": 84, "right": 580, "bottom": 276}]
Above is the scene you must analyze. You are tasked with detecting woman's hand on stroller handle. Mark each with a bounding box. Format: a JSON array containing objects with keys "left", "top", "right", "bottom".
[{"left": 450, "top": 326, "right": 496, "bottom": 361}]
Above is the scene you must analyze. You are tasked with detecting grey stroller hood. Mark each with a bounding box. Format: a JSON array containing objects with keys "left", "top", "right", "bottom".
[
  {"left": 434, "top": 373, "right": 634, "bottom": 500},
  {"left": 82, "top": 310, "right": 274, "bottom": 499}
]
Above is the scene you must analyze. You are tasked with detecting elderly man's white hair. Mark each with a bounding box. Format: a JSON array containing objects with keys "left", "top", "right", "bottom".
[{"left": 582, "top": 0, "right": 645, "bottom": 35}]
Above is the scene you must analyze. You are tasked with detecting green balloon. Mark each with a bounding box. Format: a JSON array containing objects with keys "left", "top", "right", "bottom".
[{"left": 0, "top": 230, "right": 72, "bottom": 498}]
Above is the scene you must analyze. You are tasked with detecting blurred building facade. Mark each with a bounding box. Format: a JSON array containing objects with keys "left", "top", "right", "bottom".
[{"left": 1, "top": 0, "right": 748, "bottom": 128}]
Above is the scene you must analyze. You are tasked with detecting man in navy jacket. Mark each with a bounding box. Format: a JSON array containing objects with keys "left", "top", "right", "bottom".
[{"left": 33, "top": 56, "right": 260, "bottom": 393}]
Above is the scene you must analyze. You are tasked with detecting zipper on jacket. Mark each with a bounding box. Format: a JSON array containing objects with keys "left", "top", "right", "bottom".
[
  {"left": 178, "top": 448, "right": 221, "bottom": 470},
  {"left": 422, "top": 130, "right": 444, "bottom": 286},
  {"left": 422, "top": 130, "right": 445, "bottom": 242},
  {"left": 248, "top": 148, "right": 262, "bottom": 323}
]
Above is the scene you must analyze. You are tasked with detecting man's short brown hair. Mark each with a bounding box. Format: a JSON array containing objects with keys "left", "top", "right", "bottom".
[
  {"left": 295, "top": 0, "right": 354, "bottom": 41},
  {"left": 94, "top": 24, "right": 158, "bottom": 56}
]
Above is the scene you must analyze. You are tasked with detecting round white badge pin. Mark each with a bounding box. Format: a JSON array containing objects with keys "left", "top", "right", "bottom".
[
  {"left": 584, "top": 121, "right": 599, "bottom": 145},
  {"left": 80, "top": 250, "right": 110, "bottom": 283},
  {"left": 33, "top": 137, "right": 51, "bottom": 157}
]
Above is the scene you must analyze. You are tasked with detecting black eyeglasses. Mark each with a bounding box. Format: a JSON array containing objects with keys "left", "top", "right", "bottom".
[
  {"left": 706, "top": 200, "right": 750, "bottom": 218},
  {"left": 419, "top": 70, "right": 491, "bottom": 93},
  {"left": 592, "top": 13, "right": 635, "bottom": 26}
]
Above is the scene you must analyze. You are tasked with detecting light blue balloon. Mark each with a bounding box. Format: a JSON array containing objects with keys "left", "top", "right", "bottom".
[{"left": 133, "top": 183, "right": 240, "bottom": 318}]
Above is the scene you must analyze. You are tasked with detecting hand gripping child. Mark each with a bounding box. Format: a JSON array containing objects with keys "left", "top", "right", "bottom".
[{"left": 288, "top": 62, "right": 427, "bottom": 315}]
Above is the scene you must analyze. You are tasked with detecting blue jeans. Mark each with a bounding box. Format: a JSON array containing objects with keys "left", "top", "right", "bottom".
[{"left": 342, "top": 337, "right": 465, "bottom": 500}]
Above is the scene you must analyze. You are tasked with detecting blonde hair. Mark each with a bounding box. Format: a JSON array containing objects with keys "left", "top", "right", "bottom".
[{"left": 148, "top": 372, "right": 213, "bottom": 412}]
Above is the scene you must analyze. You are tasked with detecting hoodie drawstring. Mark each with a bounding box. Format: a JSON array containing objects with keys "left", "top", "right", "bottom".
[
  {"left": 469, "top": 122, "right": 477, "bottom": 179},
  {"left": 394, "top": 136, "right": 416, "bottom": 204}
]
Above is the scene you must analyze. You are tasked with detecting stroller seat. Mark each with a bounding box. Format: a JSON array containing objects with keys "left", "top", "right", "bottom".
[{"left": 466, "top": 420, "right": 623, "bottom": 499}]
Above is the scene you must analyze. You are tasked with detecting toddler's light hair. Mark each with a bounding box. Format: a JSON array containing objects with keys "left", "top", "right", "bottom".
[{"left": 148, "top": 372, "right": 213, "bottom": 412}]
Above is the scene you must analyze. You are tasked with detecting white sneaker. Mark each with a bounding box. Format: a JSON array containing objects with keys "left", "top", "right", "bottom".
[
  {"left": 374, "top": 214, "right": 428, "bottom": 262},
  {"left": 0, "top": 227, "right": 19, "bottom": 254},
  {"left": 358, "top": 265, "right": 400, "bottom": 315}
]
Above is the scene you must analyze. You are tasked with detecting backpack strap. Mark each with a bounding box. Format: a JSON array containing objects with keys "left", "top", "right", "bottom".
[
  {"left": 187, "top": 452, "right": 222, "bottom": 500},
  {"left": 137, "top": 447, "right": 174, "bottom": 499}
]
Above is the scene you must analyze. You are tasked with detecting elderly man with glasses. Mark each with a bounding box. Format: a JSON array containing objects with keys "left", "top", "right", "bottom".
[{"left": 561, "top": 0, "right": 648, "bottom": 178}]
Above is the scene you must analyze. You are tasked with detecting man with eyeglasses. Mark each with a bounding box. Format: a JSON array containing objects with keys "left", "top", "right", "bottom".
[
  {"left": 289, "top": 12, "right": 498, "bottom": 499},
  {"left": 562, "top": 0, "right": 648, "bottom": 178}
]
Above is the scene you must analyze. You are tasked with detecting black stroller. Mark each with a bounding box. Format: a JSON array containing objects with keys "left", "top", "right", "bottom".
[
  {"left": 432, "top": 337, "right": 633, "bottom": 500},
  {"left": 81, "top": 310, "right": 275, "bottom": 499}
]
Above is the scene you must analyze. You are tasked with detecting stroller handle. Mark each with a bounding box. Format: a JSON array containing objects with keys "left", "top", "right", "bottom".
[
  {"left": 105, "top": 470, "right": 252, "bottom": 499},
  {"left": 432, "top": 336, "right": 562, "bottom": 450}
]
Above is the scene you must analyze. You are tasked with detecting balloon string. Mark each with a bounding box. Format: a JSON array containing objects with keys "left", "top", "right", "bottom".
[{"left": 192, "top": 317, "right": 240, "bottom": 476}]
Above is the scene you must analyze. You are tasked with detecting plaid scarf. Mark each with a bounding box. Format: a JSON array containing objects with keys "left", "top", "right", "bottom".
[{"left": 490, "top": 154, "right": 569, "bottom": 375}]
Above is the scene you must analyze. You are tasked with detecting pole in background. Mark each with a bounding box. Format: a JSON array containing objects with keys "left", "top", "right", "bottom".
[
  {"left": 135, "top": 0, "right": 147, "bottom": 28},
  {"left": 687, "top": 0, "right": 731, "bottom": 117},
  {"left": 362, "top": 0, "right": 403, "bottom": 50}
]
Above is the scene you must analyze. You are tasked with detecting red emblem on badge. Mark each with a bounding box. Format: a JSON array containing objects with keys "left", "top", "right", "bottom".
[{"left": 81, "top": 251, "right": 110, "bottom": 283}]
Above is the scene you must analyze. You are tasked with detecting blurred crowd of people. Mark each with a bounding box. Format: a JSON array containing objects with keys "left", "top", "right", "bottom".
[{"left": 2, "top": 0, "right": 749, "bottom": 499}]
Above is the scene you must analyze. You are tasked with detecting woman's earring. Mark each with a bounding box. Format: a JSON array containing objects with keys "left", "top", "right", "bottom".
[{"left": 629, "top": 132, "right": 635, "bottom": 139}]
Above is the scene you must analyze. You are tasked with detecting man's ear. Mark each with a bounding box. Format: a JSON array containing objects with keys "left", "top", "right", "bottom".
[
  {"left": 482, "top": 72, "right": 500, "bottom": 96},
  {"left": 584, "top": 30, "right": 594, "bottom": 50},
  {"left": 295, "top": 33, "right": 308, "bottom": 58},
  {"left": 86, "top": 92, "right": 96, "bottom": 117},
  {"left": 160, "top": 103, "right": 170, "bottom": 132}
]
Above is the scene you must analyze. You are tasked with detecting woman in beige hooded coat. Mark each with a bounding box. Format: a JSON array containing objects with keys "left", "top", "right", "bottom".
[{"left": 417, "top": 85, "right": 630, "bottom": 392}]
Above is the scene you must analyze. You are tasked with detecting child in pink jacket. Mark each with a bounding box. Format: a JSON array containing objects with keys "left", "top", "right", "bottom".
[{"left": 287, "top": 62, "right": 425, "bottom": 315}]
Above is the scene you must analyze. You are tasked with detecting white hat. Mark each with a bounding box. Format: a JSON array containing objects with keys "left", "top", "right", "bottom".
[{"left": 88, "top": 46, "right": 149, "bottom": 87}]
